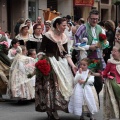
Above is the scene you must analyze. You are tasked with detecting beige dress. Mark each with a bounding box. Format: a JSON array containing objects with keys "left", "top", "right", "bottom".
[{"left": 8, "top": 54, "right": 36, "bottom": 100}]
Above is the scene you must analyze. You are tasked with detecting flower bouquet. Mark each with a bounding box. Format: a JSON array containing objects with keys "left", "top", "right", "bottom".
[
  {"left": 35, "top": 58, "right": 51, "bottom": 76},
  {"left": 97, "top": 33, "right": 109, "bottom": 49},
  {"left": 88, "top": 59, "right": 101, "bottom": 72},
  {"left": 27, "top": 57, "right": 51, "bottom": 79}
]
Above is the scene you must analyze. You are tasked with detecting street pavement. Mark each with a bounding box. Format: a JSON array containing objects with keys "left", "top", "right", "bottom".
[{"left": 0, "top": 90, "right": 103, "bottom": 120}]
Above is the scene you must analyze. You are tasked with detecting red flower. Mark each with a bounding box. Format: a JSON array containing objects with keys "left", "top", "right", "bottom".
[
  {"left": 35, "top": 59, "right": 51, "bottom": 76},
  {"left": 93, "top": 60, "right": 99, "bottom": 63},
  {"left": 99, "top": 33, "right": 107, "bottom": 41}
]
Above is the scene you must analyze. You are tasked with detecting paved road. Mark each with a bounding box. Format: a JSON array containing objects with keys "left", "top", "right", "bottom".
[{"left": 0, "top": 90, "right": 103, "bottom": 120}]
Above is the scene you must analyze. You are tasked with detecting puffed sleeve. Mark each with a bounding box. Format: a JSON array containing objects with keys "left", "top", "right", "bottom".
[
  {"left": 102, "top": 63, "right": 111, "bottom": 77},
  {"left": 74, "top": 71, "right": 82, "bottom": 85}
]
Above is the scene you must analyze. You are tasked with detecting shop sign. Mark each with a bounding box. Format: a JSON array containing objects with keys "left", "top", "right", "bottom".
[{"left": 74, "top": 0, "right": 94, "bottom": 7}]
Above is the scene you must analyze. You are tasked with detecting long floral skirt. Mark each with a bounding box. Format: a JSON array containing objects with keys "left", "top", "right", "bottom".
[
  {"left": 35, "top": 57, "right": 74, "bottom": 112},
  {"left": 103, "top": 79, "right": 120, "bottom": 120}
]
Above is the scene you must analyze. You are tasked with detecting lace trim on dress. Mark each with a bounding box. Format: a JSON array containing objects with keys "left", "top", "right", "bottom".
[
  {"left": 15, "top": 34, "right": 33, "bottom": 42},
  {"left": 30, "top": 34, "right": 43, "bottom": 42},
  {"left": 44, "top": 30, "right": 68, "bottom": 44},
  {"left": 108, "top": 58, "right": 120, "bottom": 74}
]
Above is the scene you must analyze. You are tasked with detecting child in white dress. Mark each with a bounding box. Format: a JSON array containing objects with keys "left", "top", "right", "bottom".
[{"left": 68, "top": 58, "right": 99, "bottom": 120}]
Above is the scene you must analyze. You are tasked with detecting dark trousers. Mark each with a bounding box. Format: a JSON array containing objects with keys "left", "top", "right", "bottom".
[
  {"left": 94, "top": 76, "right": 103, "bottom": 107},
  {"left": 103, "top": 48, "right": 112, "bottom": 63}
]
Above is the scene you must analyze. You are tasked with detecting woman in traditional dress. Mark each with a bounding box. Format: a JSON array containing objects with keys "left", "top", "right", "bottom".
[
  {"left": 15, "top": 24, "right": 33, "bottom": 46},
  {"left": 35, "top": 17, "right": 77, "bottom": 120},
  {"left": 24, "top": 18, "right": 33, "bottom": 34},
  {"left": 102, "top": 46, "right": 120, "bottom": 120},
  {"left": 26, "top": 24, "right": 43, "bottom": 53},
  {"left": 45, "top": 20, "right": 51, "bottom": 32},
  {"left": 8, "top": 46, "right": 35, "bottom": 100},
  {"left": 0, "top": 33, "right": 11, "bottom": 97}
]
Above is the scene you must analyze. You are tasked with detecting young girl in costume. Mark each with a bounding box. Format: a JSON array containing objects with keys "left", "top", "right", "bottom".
[
  {"left": 102, "top": 46, "right": 120, "bottom": 119},
  {"left": 28, "top": 49, "right": 37, "bottom": 60},
  {"left": 28, "top": 49, "right": 37, "bottom": 88},
  {"left": 68, "top": 58, "right": 99, "bottom": 120},
  {"left": 8, "top": 46, "right": 36, "bottom": 100}
]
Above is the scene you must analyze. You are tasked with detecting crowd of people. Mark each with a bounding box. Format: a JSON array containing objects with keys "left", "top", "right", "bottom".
[{"left": 0, "top": 9, "right": 120, "bottom": 120}]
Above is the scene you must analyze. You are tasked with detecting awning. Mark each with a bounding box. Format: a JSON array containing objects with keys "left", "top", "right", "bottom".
[
  {"left": 74, "top": 0, "right": 94, "bottom": 7},
  {"left": 112, "top": 0, "right": 120, "bottom": 4}
]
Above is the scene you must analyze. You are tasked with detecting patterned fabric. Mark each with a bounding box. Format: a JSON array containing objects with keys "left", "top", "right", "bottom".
[
  {"left": 49, "top": 57, "right": 73, "bottom": 101},
  {"left": 75, "top": 24, "right": 87, "bottom": 44},
  {"left": 8, "top": 54, "right": 35, "bottom": 99},
  {"left": 35, "top": 33, "right": 74, "bottom": 112},
  {"left": 103, "top": 79, "right": 120, "bottom": 120},
  {"left": 0, "top": 60, "right": 9, "bottom": 94},
  {"left": 35, "top": 56, "right": 74, "bottom": 112},
  {"left": 8, "top": 48, "right": 17, "bottom": 60}
]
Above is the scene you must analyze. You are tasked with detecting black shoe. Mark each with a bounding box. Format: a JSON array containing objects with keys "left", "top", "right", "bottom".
[
  {"left": 87, "top": 113, "right": 91, "bottom": 117},
  {"left": 80, "top": 116, "right": 85, "bottom": 120},
  {"left": 52, "top": 112, "right": 60, "bottom": 120},
  {"left": 47, "top": 112, "right": 54, "bottom": 120}
]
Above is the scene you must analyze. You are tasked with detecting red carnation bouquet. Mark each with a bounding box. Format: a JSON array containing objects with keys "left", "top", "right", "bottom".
[
  {"left": 99, "top": 33, "right": 107, "bottom": 41},
  {"left": 35, "top": 59, "right": 51, "bottom": 76},
  {"left": 88, "top": 59, "right": 101, "bottom": 72},
  {"left": 27, "top": 57, "right": 51, "bottom": 79},
  {"left": 97, "top": 33, "right": 109, "bottom": 49}
]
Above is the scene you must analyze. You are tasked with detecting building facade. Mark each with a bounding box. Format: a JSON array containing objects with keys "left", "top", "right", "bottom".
[
  {"left": 99, "top": 0, "right": 116, "bottom": 22},
  {"left": 0, "top": 0, "right": 118, "bottom": 36}
]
